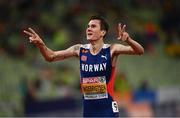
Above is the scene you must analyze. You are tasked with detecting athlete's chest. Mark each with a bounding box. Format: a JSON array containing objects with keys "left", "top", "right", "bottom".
[
  {"left": 80, "top": 48, "right": 110, "bottom": 62},
  {"left": 80, "top": 49, "right": 111, "bottom": 72}
]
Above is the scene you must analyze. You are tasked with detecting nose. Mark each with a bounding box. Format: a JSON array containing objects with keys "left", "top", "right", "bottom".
[{"left": 87, "top": 27, "right": 92, "bottom": 32}]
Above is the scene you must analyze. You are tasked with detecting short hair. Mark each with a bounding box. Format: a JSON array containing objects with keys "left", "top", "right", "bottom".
[{"left": 89, "top": 15, "right": 109, "bottom": 38}]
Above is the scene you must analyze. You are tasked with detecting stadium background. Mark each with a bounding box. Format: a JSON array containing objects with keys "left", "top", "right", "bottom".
[{"left": 0, "top": 0, "right": 180, "bottom": 117}]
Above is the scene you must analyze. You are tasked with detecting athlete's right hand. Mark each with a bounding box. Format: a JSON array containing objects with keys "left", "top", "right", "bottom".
[{"left": 23, "top": 28, "right": 45, "bottom": 46}]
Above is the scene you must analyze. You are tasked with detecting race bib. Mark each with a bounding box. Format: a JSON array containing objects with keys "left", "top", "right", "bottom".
[
  {"left": 112, "top": 101, "right": 119, "bottom": 112},
  {"left": 81, "top": 76, "right": 108, "bottom": 100}
]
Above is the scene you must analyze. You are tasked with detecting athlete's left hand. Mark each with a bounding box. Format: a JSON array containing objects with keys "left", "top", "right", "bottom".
[{"left": 117, "top": 23, "right": 130, "bottom": 42}]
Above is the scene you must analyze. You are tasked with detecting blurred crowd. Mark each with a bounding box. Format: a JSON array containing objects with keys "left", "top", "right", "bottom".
[
  {"left": 0, "top": 0, "right": 179, "bottom": 57},
  {"left": 0, "top": 0, "right": 180, "bottom": 117}
]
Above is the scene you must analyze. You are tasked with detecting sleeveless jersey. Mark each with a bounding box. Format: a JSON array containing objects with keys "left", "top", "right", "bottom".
[{"left": 79, "top": 44, "right": 119, "bottom": 117}]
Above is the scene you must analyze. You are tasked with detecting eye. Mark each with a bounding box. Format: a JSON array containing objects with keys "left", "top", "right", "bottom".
[
  {"left": 91, "top": 24, "right": 96, "bottom": 28},
  {"left": 87, "top": 25, "right": 90, "bottom": 28}
]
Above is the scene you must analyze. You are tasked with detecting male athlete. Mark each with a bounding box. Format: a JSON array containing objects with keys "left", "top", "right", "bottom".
[{"left": 23, "top": 15, "right": 144, "bottom": 117}]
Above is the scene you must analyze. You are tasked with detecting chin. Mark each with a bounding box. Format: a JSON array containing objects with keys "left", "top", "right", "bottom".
[
  {"left": 87, "top": 38, "right": 92, "bottom": 41},
  {"left": 87, "top": 39, "right": 95, "bottom": 42},
  {"left": 87, "top": 37, "right": 96, "bottom": 41}
]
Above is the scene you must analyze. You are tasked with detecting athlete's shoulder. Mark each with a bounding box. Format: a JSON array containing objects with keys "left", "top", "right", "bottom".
[
  {"left": 80, "top": 44, "right": 111, "bottom": 49},
  {"left": 103, "top": 44, "right": 111, "bottom": 49},
  {"left": 80, "top": 44, "right": 90, "bottom": 49}
]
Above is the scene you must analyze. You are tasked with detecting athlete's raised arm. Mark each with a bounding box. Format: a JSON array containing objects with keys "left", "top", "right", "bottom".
[
  {"left": 23, "top": 27, "right": 80, "bottom": 62},
  {"left": 111, "top": 23, "right": 144, "bottom": 56}
]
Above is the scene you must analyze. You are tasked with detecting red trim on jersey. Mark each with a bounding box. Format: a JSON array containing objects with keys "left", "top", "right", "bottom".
[{"left": 107, "top": 67, "right": 116, "bottom": 100}]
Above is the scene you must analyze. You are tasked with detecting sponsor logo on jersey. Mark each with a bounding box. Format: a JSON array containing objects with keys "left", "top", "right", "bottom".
[{"left": 101, "top": 55, "right": 107, "bottom": 60}]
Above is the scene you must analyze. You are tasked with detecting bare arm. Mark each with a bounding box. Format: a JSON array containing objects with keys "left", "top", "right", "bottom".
[
  {"left": 23, "top": 28, "right": 80, "bottom": 62},
  {"left": 37, "top": 43, "right": 80, "bottom": 62},
  {"left": 111, "top": 23, "right": 144, "bottom": 56}
]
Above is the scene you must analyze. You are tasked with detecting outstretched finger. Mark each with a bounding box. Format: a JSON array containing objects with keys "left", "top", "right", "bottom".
[
  {"left": 122, "top": 25, "right": 126, "bottom": 33},
  {"left": 118, "top": 23, "right": 122, "bottom": 32},
  {"left": 28, "top": 28, "right": 38, "bottom": 36},
  {"left": 23, "top": 30, "right": 34, "bottom": 37}
]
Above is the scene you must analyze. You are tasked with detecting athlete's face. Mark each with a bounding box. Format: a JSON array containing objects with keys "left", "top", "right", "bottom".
[{"left": 86, "top": 20, "right": 106, "bottom": 41}]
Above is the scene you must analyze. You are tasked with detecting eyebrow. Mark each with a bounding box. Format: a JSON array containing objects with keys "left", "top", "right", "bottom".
[{"left": 87, "top": 24, "right": 97, "bottom": 27}]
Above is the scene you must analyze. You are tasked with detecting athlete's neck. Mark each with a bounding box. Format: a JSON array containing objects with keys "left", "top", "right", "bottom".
[{"left": 89, "top": 40, "right": 104, "bottom": 55}]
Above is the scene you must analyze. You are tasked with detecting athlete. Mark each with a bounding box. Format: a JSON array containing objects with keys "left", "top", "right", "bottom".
[{"left": 23, "top": 15, "right": 144, "bottom": 117}]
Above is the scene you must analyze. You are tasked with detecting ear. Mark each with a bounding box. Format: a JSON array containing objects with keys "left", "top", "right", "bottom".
[{"left": 101, "top": 30, "right": 106, "bottom": 37}]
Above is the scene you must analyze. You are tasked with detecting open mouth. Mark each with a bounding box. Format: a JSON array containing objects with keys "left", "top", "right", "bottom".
[{"left": 87, "top": 33, "right": 93, "bottom": 36}]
